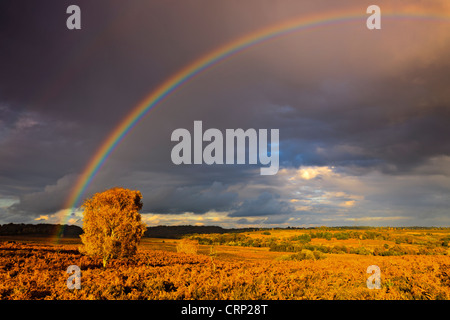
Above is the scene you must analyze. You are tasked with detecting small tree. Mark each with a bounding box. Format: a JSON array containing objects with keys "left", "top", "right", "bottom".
[{"left": 80, "top": 187, "right": 146, "bottom": 267}]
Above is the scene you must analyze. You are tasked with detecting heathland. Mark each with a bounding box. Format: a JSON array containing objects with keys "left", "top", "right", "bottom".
[{"left": 1, "top": 226, "right": 450, "bottom": 300}]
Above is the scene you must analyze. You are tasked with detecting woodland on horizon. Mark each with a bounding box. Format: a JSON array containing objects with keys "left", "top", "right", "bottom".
[{"left": 0, "top": 222, "right": 448, "bottom": 238}]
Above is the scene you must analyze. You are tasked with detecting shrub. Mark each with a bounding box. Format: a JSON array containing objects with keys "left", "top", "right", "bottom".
[
  {"left": 350, "top": 246, "right": 372, "bottom": 255},
  {"left": 312, "top": 250, "right": 327, "bottom": 260},
  {"left": 335, "top": 232, "right": 349, "bottom": 240},
  {"left": 330, "top": 245, "right": 348, "bottom": 254},
  {"left": 177, "top": 239, "right": 199, "bottom": 255},
  {"left": 292, "top": 234, "right": 311, "bottom": 243},
  {"left": 278, "top": 249, "right": 326, "bottom": 261}
]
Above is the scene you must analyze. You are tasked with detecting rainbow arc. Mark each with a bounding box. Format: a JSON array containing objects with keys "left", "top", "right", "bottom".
[{"left": 55, "top": 9, "right": 450, "bottom": 241}]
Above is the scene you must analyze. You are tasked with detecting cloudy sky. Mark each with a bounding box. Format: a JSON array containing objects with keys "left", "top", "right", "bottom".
[{"left": 1, "top": 0, "right": 450, "bottom": 228}]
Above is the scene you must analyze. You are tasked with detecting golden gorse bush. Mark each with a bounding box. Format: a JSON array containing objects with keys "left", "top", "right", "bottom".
[{"left": 176, "top": 239, "right": 199, "bottom": 255}]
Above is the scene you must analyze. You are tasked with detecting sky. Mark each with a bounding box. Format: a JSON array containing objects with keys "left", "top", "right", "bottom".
[{"left": 1, "top": 0, "right": 450, "bottom": 228}]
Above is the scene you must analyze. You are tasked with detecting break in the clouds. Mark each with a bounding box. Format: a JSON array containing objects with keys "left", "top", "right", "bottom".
[{"left": 1, "top": 0, "right": 450, "bottom": 227}]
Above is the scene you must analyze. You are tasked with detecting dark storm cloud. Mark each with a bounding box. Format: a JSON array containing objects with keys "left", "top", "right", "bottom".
[
  {"left": 228, "top": 192, "right": 294, "bottom": 217},
  {"left": 142, "top": 181, "right": 238, "bottom": 214},
  {"left": 0, "top": 0, "right": 290, "bottom": 196},
  {"left": 1, "top": 0, "right": 450, "bottom": 225},
  {"left": 6, "top": 174, "right": 77, "bottom": 217},
  {"left": 1, "top": 0, "right": 246, "bottom": 212},
  {"left": 255, "top": 47, "right": 450, "bottom": 173}
]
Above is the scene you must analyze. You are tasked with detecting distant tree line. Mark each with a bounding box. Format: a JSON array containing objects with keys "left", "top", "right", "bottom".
[{"left": 0, "top": 223, "right": 82, "bottom": 237}]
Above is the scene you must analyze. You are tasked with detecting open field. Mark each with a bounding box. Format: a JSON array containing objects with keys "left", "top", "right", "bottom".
[{"left": 2, "top": 227, "right": 450, "bottom": 300}]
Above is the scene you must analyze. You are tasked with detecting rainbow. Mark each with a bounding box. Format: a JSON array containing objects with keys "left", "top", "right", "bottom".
[{"left": 56, "top": 8, "right": 450, "bottom": 240}]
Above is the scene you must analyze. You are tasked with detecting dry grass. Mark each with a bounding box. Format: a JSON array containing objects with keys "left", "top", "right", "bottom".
[{"left": 2, "top": 228, "right": 450, "bottom": 300}]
